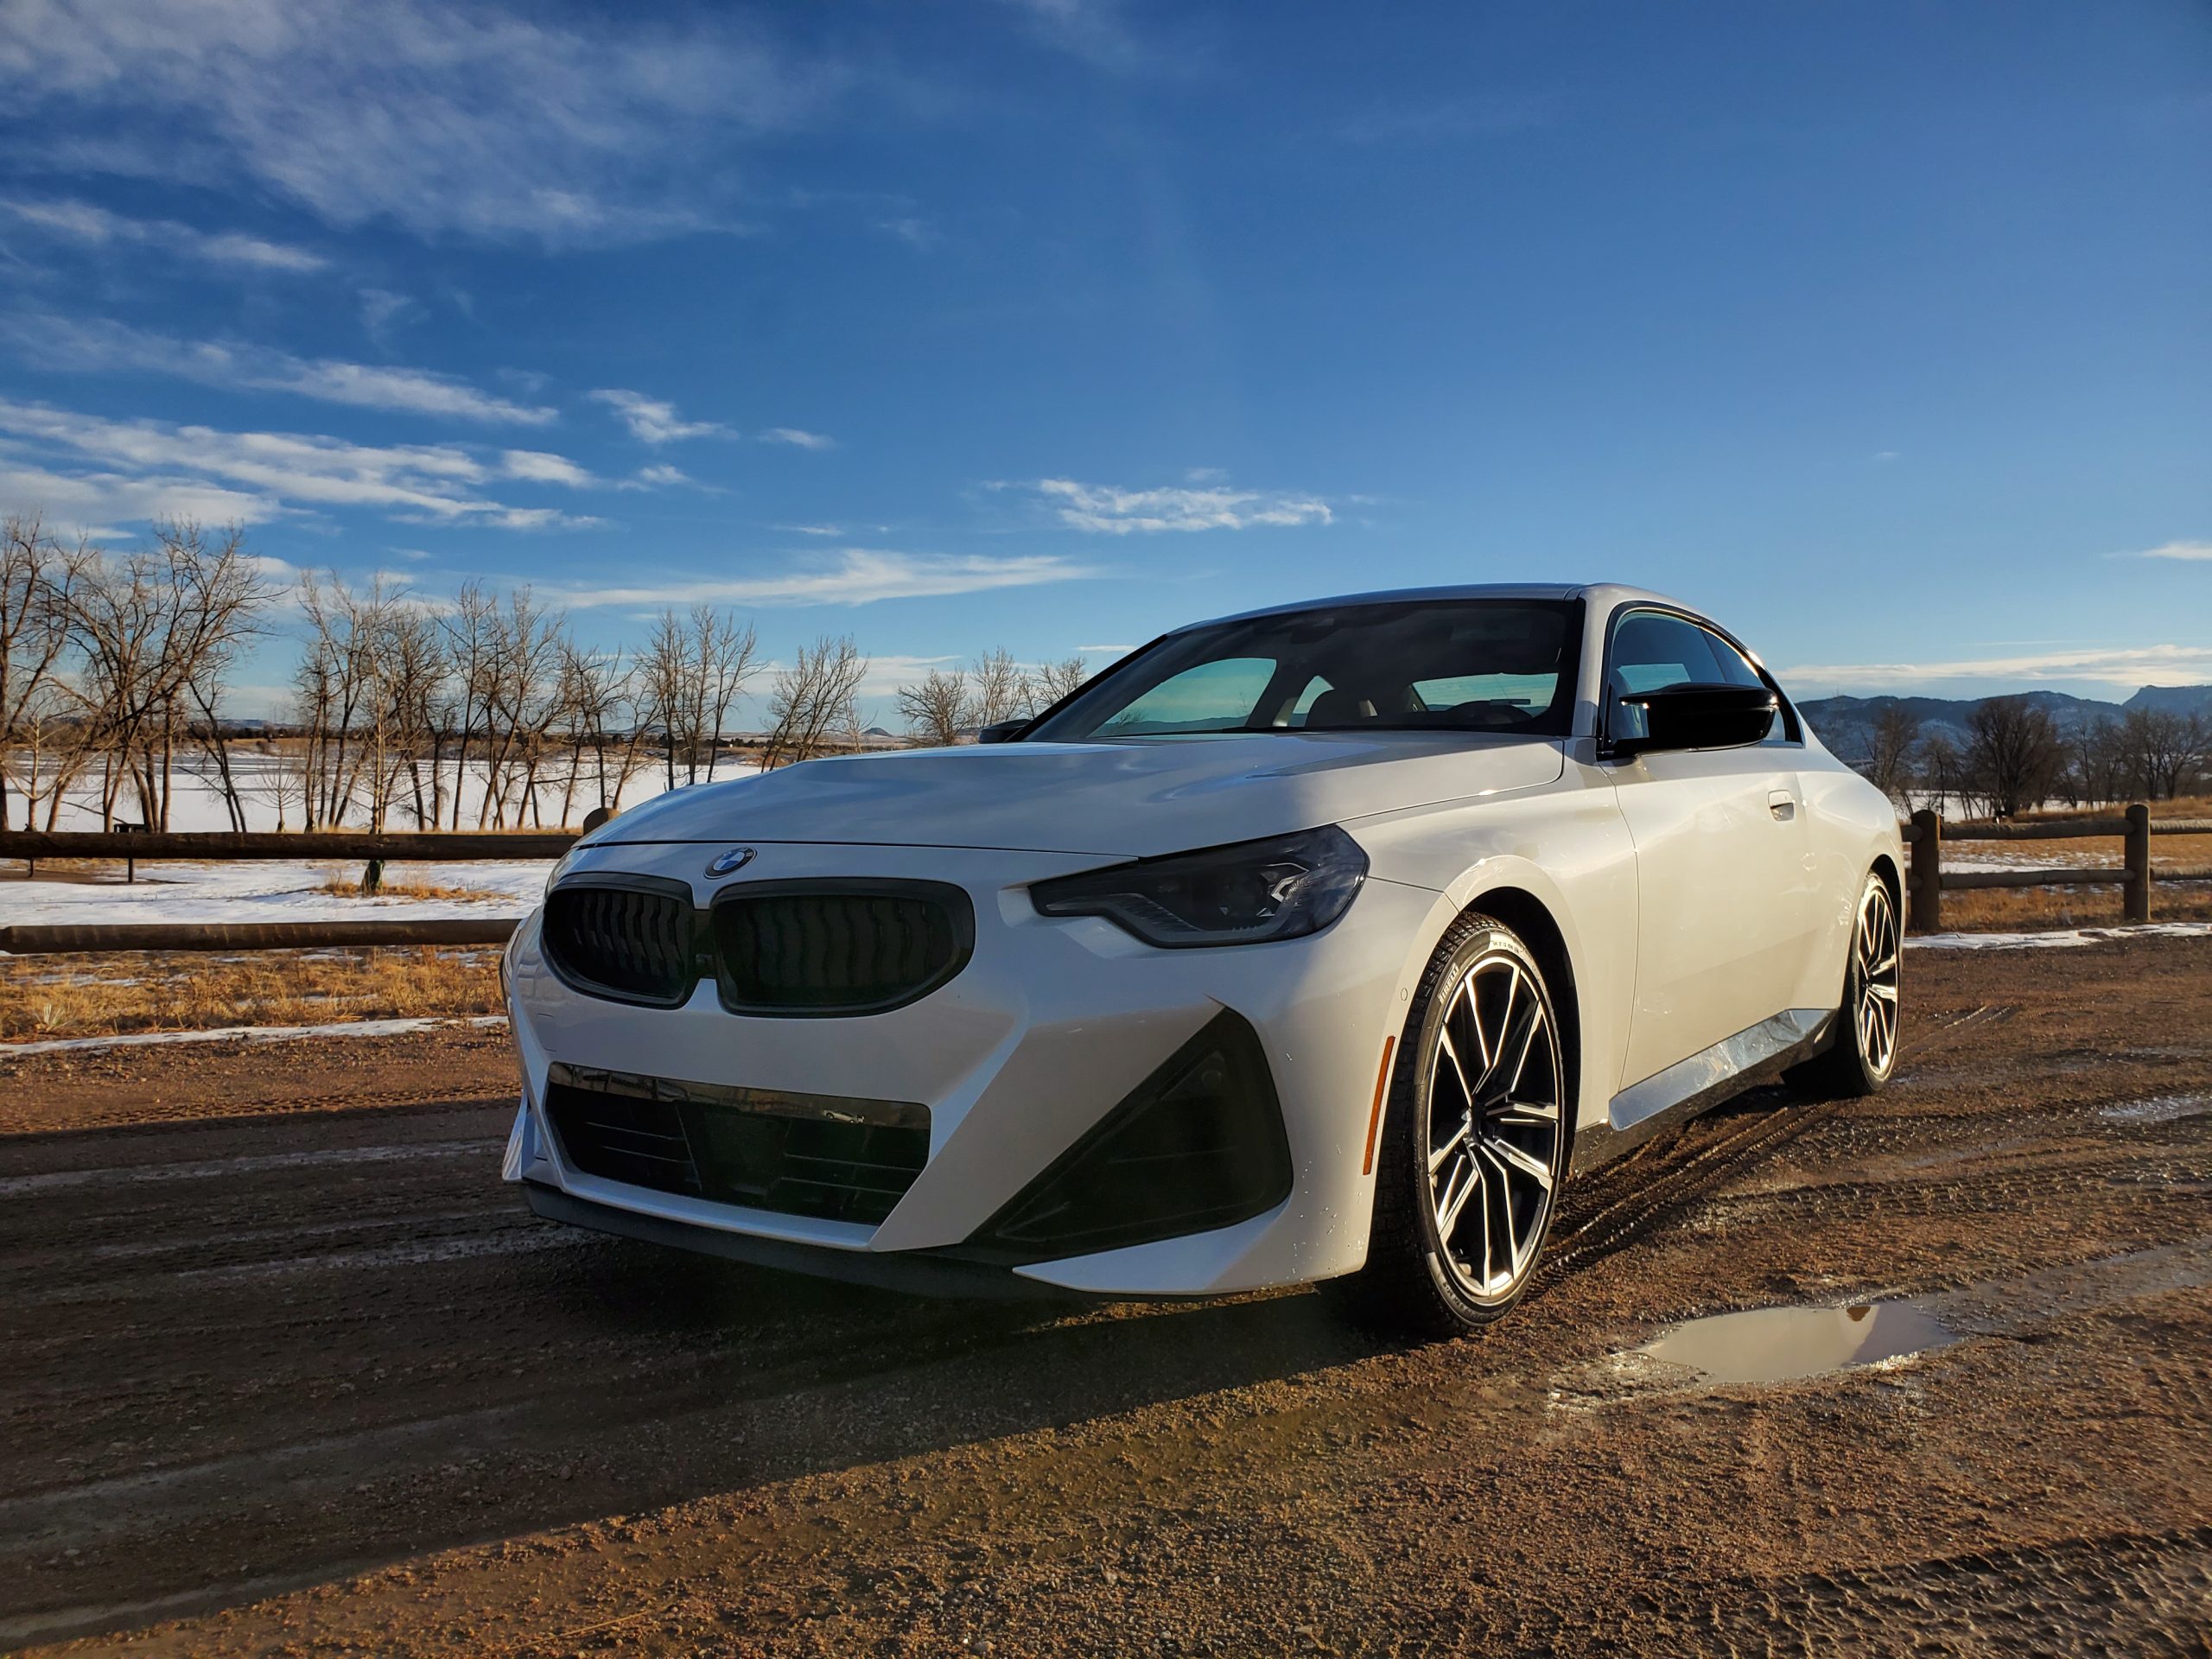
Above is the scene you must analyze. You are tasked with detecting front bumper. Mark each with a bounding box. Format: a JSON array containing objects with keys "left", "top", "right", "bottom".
[{"left": 503, "top": 838, "right": 1440, "bottom": 1295}]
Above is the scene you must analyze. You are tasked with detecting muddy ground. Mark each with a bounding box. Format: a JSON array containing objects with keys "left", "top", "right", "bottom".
[{"left": 3, "top": 938, "right": 2209, "bottom": 1657}]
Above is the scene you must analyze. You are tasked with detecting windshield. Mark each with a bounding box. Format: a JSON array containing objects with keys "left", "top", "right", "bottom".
[{"left": 1027, "top": 598, "right": 1582, "bottom": 741}]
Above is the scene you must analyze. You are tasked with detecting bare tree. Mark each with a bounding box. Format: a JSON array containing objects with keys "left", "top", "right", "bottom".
[
  {"left": 62, "top": 521, "right": 272, "bottom": 830},
  {"left": 763, "top": 634, "right": 868, "bottom": 767},
  {"left": 2120, "top": 707, "right": 2209, "bottom": 801},
  {"left": 1, "top": 515, "right": 92, "bottom": 830},
  {"left": 1859, "top": 705, "right": 1921, "bottom": 804},
  {"left": 1026, "top": 653, "right": 1088, "bottom": 715},
  {"left": 896, "top": 664, "right": 969, "bottom": 747},
  {"left": 1965, "top": 696, "right": 2063, "bottom": 819},
  {"left": 967, "top": 648, "right": 1026, "bottom": 730}
]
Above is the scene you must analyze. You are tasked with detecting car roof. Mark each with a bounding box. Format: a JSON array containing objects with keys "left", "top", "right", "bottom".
[{"left": 1180, "top": 582, "right": 1694, "bottom": 632}]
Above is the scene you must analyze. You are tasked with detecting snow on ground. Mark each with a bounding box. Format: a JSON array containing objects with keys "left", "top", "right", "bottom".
[
  {"left": 0, "top": 859, "right": 542, "bottom": 926},
  {"left": 0, "top": 1014, "right": 508, "bottom": 1060},
  {"left": 1907, "top": 922, "right": 2212, "bottom": 950}
]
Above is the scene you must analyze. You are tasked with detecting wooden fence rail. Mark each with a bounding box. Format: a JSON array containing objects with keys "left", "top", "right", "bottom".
[
  {"left": 0, "top": 830, "right": 577, "bottom": 862},
  {"left": 1902, "top": 804, "right": 2192, "bottom": 931},
  {"left": 0, "top": 918, "right": 523, "bottom": 955}
]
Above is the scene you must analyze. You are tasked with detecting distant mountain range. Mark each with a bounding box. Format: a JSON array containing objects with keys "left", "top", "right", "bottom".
[{"left": 1797, "top": 684, "right": 2212, "bottom": 761}]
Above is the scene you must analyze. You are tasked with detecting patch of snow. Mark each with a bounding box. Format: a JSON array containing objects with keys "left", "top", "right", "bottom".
[
  {"left": 0, "top": 1014, "right": 507, "bottom": 1060},
  {"left": 1907, "top": 922, "right": 2212, "bottom": 951},
  {"left": 0, "top": 858, "right": 545, "bottom": 928}
]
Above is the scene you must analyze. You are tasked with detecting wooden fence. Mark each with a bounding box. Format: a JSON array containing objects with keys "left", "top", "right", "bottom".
[{"left": 1903, "top": 807, "right": 2212, "bottom": 932}]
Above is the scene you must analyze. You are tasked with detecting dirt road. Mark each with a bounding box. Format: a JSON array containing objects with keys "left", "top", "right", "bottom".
[{"left": 4, "top": 938, "right": 2209, "bottom": 1656}]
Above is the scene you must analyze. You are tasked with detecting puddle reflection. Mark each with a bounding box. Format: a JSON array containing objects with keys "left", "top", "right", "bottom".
[
  {"left": 1638, "top": 1300, "right": 1956, "bottom": 1386},
  {"left": 2100, "top": 1094, "right": 2212, "bottom": 1124}
]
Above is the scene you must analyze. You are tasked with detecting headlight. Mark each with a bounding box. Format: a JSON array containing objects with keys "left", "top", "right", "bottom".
[{"left": 1031, "top": 826, "right": 1367, "bottom": 949}]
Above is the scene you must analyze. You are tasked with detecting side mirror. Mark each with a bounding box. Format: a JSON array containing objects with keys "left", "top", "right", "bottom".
[
  {"left": 976, "top": 720, "right": 1027, "bottom": 745},
  {"left": 1612, "top": 683, "right": 1777, "bottom": 758}
]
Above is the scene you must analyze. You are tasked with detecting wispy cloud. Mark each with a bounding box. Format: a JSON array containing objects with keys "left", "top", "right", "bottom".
[
  {"left": 632, "top": 464, "right": 690, "bottom": 487},
  {"left": 589, "top": 389, "right": 728, "bottom": 444},
  {"left": 1783, "top": 643, "right": 2212, "bottom": 692},
  {"left": 499, "top": 449, "right": 598, "bottom": 487},
  {"left": 0, "top": 397, "right": 597, "bottom": 530},
  {"left": 0, "top": 196, "right": 325, "bottom": 272},
  {"left": 994, "top": 0, "right": 1147, "bottom": 72},
  {"left": 1003, "top": 476, "right": 1333, "bottom": 534},
  {"left": 758, "top": 426, "right": 836, "bottom": 450},
  {"left": 554, "top": 549, "right": 1100, "bottom": 609},
  {"left": 0, "top": 1, "right": 850, "bottom": 245},
  {"left": 2131, "top": 539, "right": 2212, "bottom": 562},
  {"left": 5, "top": 315, "right": 556, "bottom": 425},
  {"left": 874, "top": 216, "right": 941, "bottom": 251}
]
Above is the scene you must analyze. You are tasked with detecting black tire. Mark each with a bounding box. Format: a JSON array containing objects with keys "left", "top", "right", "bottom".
[
  {"left": 1329, "top": 912, "right": 1569, "bottom": 1339},
  {"left": 1790, "top": 869, "right": 1901, "bottom": 1100}
]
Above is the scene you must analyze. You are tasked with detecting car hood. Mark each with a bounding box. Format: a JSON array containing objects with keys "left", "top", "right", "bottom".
[{"left": 589, "top": 734, "right": 1566, "bottom": 859}]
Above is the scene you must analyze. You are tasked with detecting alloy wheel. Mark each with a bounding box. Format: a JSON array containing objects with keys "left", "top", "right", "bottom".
[
  {"left": 1855, "top": 880, "right": 1901, "bottom": 1077},
  {"left": 1425, "top": 950, "right": 1565, "bottom": 1301}
]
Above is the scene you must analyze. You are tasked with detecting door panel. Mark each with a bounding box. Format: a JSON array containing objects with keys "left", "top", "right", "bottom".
[
  {"left": 1601, "top": 607, "right": 1819, "bottom": 1088},
  {"left": 1612, "top": 745, "right": 1811, "bottom": 1086}
]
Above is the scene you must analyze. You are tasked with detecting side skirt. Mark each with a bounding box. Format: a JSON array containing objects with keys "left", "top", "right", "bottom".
[{"left": 1568, "top": 1007, "right": 1834, "bottom": 1179}]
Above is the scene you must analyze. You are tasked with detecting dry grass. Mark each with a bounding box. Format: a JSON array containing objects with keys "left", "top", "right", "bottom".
[
  {"left": 0, "top": 946, "right": 501, "bottom": 1043},
  {"left": 1929, "top": 880, "right": 2212, "bottom": 934},
  {"left": 311, "top": 876, "right": 508, "bottom": 901}
]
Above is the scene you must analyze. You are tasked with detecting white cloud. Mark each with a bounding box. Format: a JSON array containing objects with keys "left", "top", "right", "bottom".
[
  {"left": 589, "top": 389, "right": 728, "bottom": 444},
  {"left": 874, "top": 216, "right": 941, "bottom": 251},
  {"left": 357, "top": 287, "right": 417, "bottom": 341},
  {"left": 0, "top": 397, "right": 594, "bottom": 530},
  {"left": 632, "top": 464, "right": 690, "bottom": 487},
  {"left": 1077, "top": 643, "right": 1135, "bottom": 653},
  {"left": 2133, "top": 540, "right": 2212, "bottom": 562},
  {"left": 499, "top": 449, "right": 598, "bottom": 487},
  {"left": 0, "top": 195, "right": 325, "bottom": 271},
  {"left": 1011, "top": 476, "right": 1333, "bottom": 534},
  {"left": 554, "top": 549, "right": 1100, "bottom": 609},
  {"left": 5, "top": 315, "right": 556, "bottom": 425},
  {"left": 758, "top": 426, "right": 836, "bottom": 450},
  {"left": 0, "top": 456, "right": 280, "bottom": 531},
  {"left": 1783, "top": 643, "right": 2212, "bottom": 692},
  {"left": 779, "top": 523, "right": 844, "bottom": 537},
  {"left": 0, "top": 1, "right": 848, "bottom": 245}
]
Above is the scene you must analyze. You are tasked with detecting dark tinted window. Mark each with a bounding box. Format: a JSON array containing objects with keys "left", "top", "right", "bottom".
[
  {"left": 1027, "top": 600, "right": 1583, "bottom": 740},
  {"left": 1606, "top": 609, "right": 1795, "bottom": 744}
]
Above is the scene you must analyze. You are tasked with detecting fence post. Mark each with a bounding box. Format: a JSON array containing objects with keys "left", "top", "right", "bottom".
[
  {"left": 1909, "top": 809, "right": 1942, "bottom": 933},
  {"left": 2124, "top": 803, "right": 2152, "bottom": 924}
]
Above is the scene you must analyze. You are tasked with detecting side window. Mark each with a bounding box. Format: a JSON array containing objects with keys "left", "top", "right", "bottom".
[
  {"left": 1606, "top": 612, "right": 1725, "bottom": 741},
  {"left": 1606, "top": 610, "right": 1798, "bottom": 745}
]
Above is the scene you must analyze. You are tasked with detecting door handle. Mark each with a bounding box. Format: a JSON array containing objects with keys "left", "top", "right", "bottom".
[{"left": 1768, "top": 789, "right": 1797, "bottom": 822}]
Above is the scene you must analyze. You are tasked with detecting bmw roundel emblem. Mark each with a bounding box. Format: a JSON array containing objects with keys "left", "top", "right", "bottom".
[{"left": 705, "top": 846, "right": 758, "bottom": 879}]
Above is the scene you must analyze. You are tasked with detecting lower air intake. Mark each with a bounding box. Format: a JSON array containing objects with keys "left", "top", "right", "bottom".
[
  {"left": 965, "top": 1010, "right": 1291, "bottom": 1261},
  {"left": 543, "top": 1063, "right": 928, "bottom": 1227}
]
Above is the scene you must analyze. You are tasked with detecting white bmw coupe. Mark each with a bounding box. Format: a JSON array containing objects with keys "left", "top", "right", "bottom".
[{"left": 503, "top": 585, "right": 1902, "bottom": 1334}]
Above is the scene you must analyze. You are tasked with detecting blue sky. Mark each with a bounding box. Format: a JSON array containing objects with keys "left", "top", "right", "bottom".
[{"left": 0, "top": 0, "right": 2206, "bottom": 721}]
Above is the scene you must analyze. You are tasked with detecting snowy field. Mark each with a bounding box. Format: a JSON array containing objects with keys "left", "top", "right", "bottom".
[
  {"left": 0, "top": 858, "right": 544, "bottom": 927},
  {"left": 0, "top": 753, "right": 772, "bottom": 929}
]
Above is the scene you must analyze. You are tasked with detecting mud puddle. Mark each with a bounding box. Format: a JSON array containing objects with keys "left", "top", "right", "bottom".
[
  {"left": 1637, "top": 1300, "right": 1957, "bottom": 1385},
  {"left": 2101, "top": 1093, "right": 2212, "bottom": 1124}
]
